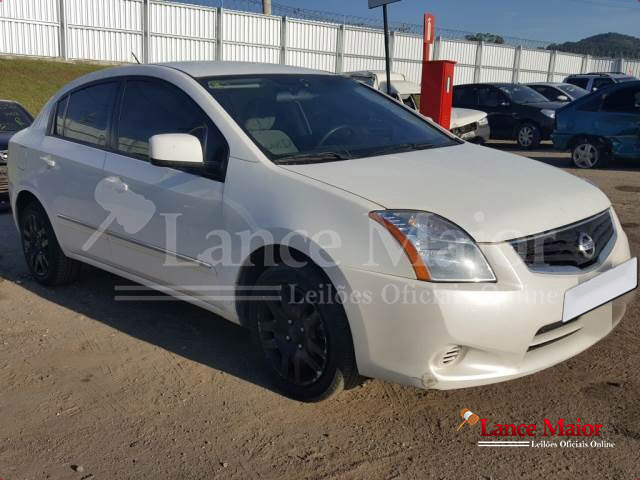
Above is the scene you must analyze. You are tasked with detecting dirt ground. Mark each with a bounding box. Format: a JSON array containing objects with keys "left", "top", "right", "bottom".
[{"left": 1, "top": 143, "right": 639, "bottom": 480}]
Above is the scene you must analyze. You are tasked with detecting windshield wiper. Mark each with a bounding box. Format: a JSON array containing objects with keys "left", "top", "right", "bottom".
[
  {"left": 274, "top": 151, "right": 352, "bottom": 164},
  {"left": 362, "top": 142, "right": 438, "bottom": 157}
]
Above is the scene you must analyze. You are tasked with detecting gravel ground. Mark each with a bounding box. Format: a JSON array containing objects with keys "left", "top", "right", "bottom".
[{"left": 1, "top": 143, "right": 639, "bottom": 479}]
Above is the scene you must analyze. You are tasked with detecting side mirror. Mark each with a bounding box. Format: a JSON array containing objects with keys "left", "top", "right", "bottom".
[
  {"left": 557, "top": 95, "right": 569, "bottom": 102},
  {"left": 150, "top": 133, "right": 203, "bottom": 168}
]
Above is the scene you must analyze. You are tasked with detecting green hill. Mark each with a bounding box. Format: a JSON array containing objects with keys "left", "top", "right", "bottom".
[
  {"left": 0, "top": 57, "right": 106, "bottom": 115},
  {"left": 548, "top": 33, "right": 640, "bottom": 60}
]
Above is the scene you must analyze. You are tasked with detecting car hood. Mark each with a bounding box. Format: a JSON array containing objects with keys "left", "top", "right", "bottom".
[
  {"left": 450, "top": 108, "right": 487, "bottom": 129},
  {"left": 282, "top": 143, "right": 611, "bottom": 243},
  {"left": 521, "top": 101, "right": 564, "bottom": 110}
]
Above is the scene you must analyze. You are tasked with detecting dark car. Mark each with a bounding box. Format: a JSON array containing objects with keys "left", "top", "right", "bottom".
[
  {"left": 453, "top": 83, "right": 563, "bottom": 149},
  {"left": 564, "top": 72, "right": 638, "bottom": 92},
  {"left": 552, "top": 81, "right": 640, "bottom": 169},
  {"left": 526, "top": 82, "right": 589, "bottom": 103},
  {"left": 0, "top": 100, "right": 33, "bottom": 209}
]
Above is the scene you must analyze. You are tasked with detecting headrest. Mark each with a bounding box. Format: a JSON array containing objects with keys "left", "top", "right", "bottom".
[{"left": 245, "top": 115, "right": 276, "bottom": 131}]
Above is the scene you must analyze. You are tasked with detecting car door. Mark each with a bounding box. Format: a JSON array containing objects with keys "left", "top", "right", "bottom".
[
  {"left": 38, "top": 81, "right": 120, "bottom": 261},
  {"left": 477, "top": 86, "right": 512, "bottom": 138},
  {"left": 597, "top": 85, "right": 640, "bottom": 156},
  {"left": 102, "top": 77, "right": 230, "bottom": 301}
]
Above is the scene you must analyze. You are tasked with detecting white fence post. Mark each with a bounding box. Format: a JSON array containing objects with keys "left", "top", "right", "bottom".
[
  {"left": 389, "top": 30, "right": 395, "bottom": 72},
  {"left": 58, "top": 0, "right": 67, "bottom": 59},
  {"left": 280, "top": 16, "right": 288, "bottom": 65},
  {"left": 547, "top": 50, "right": 557, "bottom": 82},
  {"left": 216, "top": 7, "right": 224, "bottom": 61},
  {"left": 433, "top": 35, "right": 441, "bottom": 61},
  {"left": 473, "top": 41, "right": 483, "bottom": 83},
  {"left": 335, "top": 24, "right": 345, "bottom": 74},
  {"left": 512, "top": 46, "right": 522, "bottom": 83},
  {"left": 581, "top": 55, "right": 591, "bottom": 73},
  {"left": 142, "top": 0, "right": 150, "bottom": 63}
]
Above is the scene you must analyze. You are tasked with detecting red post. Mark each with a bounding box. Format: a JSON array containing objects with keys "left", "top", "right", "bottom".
[
  {"left": 420, "top": 13, "right": 456, "bottom": 129},
  {"left": 421, "top": 60, "right": 456, "bottom": 130},
  {"left": 419, "top": 14, "right": 435, "bottom": 117}
]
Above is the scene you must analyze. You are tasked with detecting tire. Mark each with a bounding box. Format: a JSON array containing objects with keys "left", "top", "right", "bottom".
[
  {"left": 516, "top": 123, "right": 541, "bottom": 150},
  {"left": 19, "top": 201, "right": 80, "bottom": 286},
  {"left": 571, "top": 138, "right": 607, "bottom": 169},
  {"left": 248, "top": 264, "right": 360, "bottom": 402}
]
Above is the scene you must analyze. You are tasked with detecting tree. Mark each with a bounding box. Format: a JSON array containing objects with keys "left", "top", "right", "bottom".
[{"left": 465, "top": 33, "right": 505, "bottom": 45}]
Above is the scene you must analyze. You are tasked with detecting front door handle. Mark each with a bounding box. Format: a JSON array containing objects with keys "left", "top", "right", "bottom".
[
  {"left": 40, "top": 155, "right": 56, "bottom": 168},
  {"left": 104, "top": 176, "right": 129, "bottom": 193}
]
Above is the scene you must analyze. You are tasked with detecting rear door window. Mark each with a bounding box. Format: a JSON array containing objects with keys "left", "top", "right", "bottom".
[
  {"left": 62, "top": 82, "right": 118, "bottom": 147},
  {"left": 453, "top": 86, "right": 477, "bottom": 107},
  {"left": 566, "top": 78, "right": 589, "bottom": 89},
  {"left": 601, "top": 87, "right": 640, "bottom": 113},
  {"left": 592, "top": 78, "right": 614, "bottom": 91}
]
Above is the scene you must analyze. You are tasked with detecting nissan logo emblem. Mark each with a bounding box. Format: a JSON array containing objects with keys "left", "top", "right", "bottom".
[{"left": 577, "top": 232, "right": 596, "bottom": 260}]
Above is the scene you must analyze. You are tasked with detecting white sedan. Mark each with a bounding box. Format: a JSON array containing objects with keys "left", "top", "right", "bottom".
[{"left": 8, "top": 62, "right": 637, "bottom": 401}]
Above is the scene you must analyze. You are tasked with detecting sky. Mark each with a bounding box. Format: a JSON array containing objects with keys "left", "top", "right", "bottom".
[{"left": 265, "top": 0, "right": 640, "bottom": 43}]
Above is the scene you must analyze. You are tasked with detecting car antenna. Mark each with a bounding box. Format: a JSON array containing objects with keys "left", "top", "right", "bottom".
[{"left": 131, "top": 52, "right": 141, "bottom": 64}]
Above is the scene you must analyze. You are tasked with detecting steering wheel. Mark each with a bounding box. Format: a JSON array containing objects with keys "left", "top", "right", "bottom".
[{"left": 318, "top": 125, "right": 355, "bottom": 147}]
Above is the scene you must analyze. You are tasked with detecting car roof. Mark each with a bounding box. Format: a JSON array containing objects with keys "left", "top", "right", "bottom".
[
  {"left": 157, "top": 61, "right": 330, "bottom": 77},
  {"left": 526, "top": 82, "right": 570, "bottom": 87},
  {"left": 566, "top": 72, "right": 633, "bottom": 78}
]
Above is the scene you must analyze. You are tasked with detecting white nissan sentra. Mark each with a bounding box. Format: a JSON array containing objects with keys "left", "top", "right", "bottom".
[{"left": 7, "top": 62, "right": 637, "bottom": 401}]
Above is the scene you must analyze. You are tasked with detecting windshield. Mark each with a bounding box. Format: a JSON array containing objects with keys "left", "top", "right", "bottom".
[
  {"left": 498, "top": 85, "right": 549, "bottom": 104},
  {"left": 199, "top": 75, "right": 458, "bottom": 163},
  {"left": 557, "top": 84, "right": 588, "bottom": 98},
  {"left": 0, "top": 102, "right": 32, "bottom": 132}
]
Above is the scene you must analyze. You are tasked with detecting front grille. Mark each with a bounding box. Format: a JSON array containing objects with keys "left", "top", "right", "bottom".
[
  {"left": 510, "top": 210, "right": 614, "bottom": 271},
  {"left": 451, "top": 122, "right": 477, "bottom": 137},
  {"left": 0, "top": 164, "right": 8, "bottom": 197}
]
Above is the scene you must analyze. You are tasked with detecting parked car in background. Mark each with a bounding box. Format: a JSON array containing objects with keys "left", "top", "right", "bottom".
[
  {"left": 526, "top": 82, "right": 589, "bottom": 103},
  {"left": 0, "top": 100, "right": 33, "bottom": 210},
  {"left": 345, "top": 70, "right": 490, "bottom": 143},
  {"left": 453, "top": 83, "right": 562, "bottom": 149},
  {"left": 552, "top": 80, "right": 640, "bottom": 169},
  {"left": 9, "top": 62, "right": 636, "bottom": 401},
  {"left": 564, "top": 72, "right": 637, "bottom": 92}
]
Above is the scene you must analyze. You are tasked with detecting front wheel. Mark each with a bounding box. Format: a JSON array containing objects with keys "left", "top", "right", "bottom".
[
  {"left": 248, "top": 264, "right": 360, "bottom": 402},
  {"left": 516, "top": 123, "right": 541, "bottom": 150}
]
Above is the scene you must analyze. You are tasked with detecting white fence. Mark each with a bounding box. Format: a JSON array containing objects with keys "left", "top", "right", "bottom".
[{"left": 2, "top": 0, "right": 640, "bottom": 85}]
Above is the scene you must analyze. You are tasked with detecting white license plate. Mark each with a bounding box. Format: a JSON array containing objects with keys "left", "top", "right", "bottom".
[{"left": 563, "top": 258, "right": 637, "bottom": 323}]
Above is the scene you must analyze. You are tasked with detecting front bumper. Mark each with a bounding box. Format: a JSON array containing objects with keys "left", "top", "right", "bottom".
[{"left": 339, "top": 221, "right": 634, "bottom": 390}]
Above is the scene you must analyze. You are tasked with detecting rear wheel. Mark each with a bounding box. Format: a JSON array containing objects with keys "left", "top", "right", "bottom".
[
  {"left": 248, "top": 264, "right": 360, "bottom": 402},
  {"left": 516, "top": 123, "right": 541, "bottom": 149},
  {"left": 19, "top": 202, "right": 80, "bottom": 286},
  {"left": 572, "top": 139, "right": 606, "bottom": 169}
]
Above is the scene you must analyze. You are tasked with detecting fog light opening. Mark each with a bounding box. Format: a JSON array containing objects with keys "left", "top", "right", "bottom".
[{"left": 438, "top": 345, "right": 464, "bottom": 368}]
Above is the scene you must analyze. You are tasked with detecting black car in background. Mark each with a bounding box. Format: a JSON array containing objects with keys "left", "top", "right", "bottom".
[
  {"left": 0, "top": 100, "right": 33, "bottom": 210},
  {"left": 526, "top": 82, "right": 589, "bottom": 103},
  {"left": 453, "top": 83, "right": 563, "bottom": 149}
]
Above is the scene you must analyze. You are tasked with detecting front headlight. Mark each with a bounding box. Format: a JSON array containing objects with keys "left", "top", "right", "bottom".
[
  {"left": 369, "top": 211, "right": 496, "bottom": 282},
  {"left": 541, "top": 109, "right": 555, "bottom": 119},
  {"left": 477, "top": 116, "right": 489, "bottom": 126}
]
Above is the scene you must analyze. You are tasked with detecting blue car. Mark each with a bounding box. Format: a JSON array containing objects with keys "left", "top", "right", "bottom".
[{"left": 552, "top": 81, "right": 640, "bottom": 169}]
